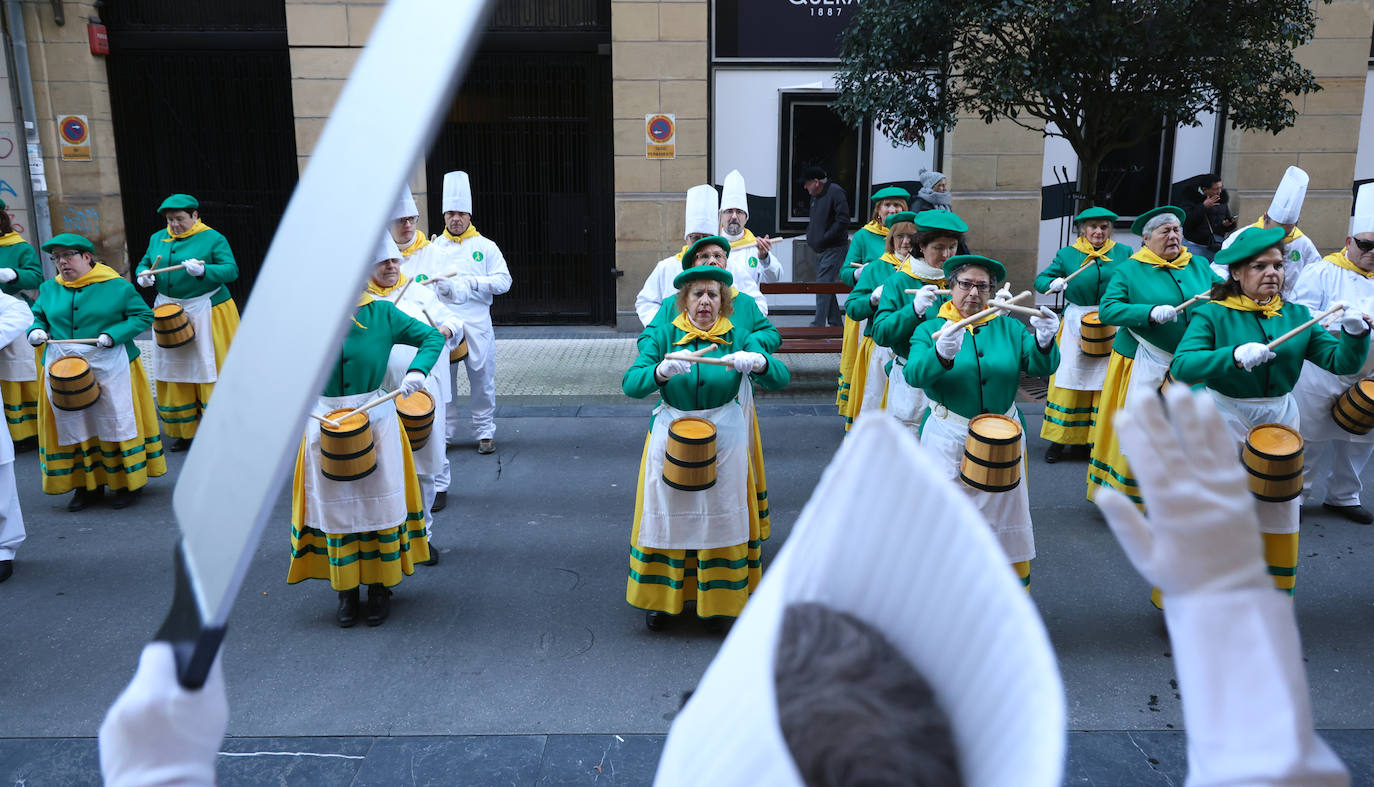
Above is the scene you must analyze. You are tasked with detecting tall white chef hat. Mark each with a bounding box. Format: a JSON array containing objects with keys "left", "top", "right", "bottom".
[
  {"left": 391, "top": 187, "right": 419, "bottom": 222},
  {"left": 442, "top": 171, "right": 472, "bottom": 214},
  {"left": 373, "top": 233, "right": 401, "bottom": 265},
  {"left": 1266, "top": 166, "right": 1309, "bottom": 225},
  {"left": 720, "top": 169, "right": 748, "bottom": 217},
  {"left": 655, "top": 415, "right": 1066, "bottom": 787},
  {"left": 1351, "top": 182, "right": 1374, "bottom": 237},
  {"left": 684, "top": 184, "right": 719, "bottom": 241}
]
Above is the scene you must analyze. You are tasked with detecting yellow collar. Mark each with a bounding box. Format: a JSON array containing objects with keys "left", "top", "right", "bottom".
[
  {"left": 0, "top": 232, "right": 25, "bottom": 247},
  {"left": 56, "top": 263, "right": 120, "bottom": 289},
  {"left": 163, "top": 219, "right": 211, "bottom": 241},
  {"left": 442, "top": 225, "right": 480, "bottom": 243},
  {"left": 862, "top": 220, "right": 890, "bottom": 237},
  {"left": 1070, "top": 237, "right": 1117, "bottom": 264},
  {"left": 1247, "top": 218, "right": 1304, "bottom": 243},
  {"left": 399, "top": 232, "right": 429, "bottom": 256},
  {"left": 366, "top": 275, "right": 408, "bottom": 298},
  {"left": 729, "top": 230, "right": 758, "bottom": 249},
  {"left": 936, "top": 299, "right": 995, "bottom": 332},
  {"left": 1132, "top": 246, "right": 1193, "bottom": 270},
  {"left": 1215, "top": 294, "right": 1283, "bottom": 318},
  {"left": 896, "top": 255, "right": 945, "bottom": 283},
  {"left": 671, "top": 312, "right": 734, "bottom": 345},
  {"left": 1325, "top": 250, "right": 1374, "bottom": 279}
]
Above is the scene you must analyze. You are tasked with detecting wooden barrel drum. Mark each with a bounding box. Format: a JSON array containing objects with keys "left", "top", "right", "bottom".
[
  {"left": 396, "top": 390, "right": 435, "bottom": 451},
  {"left": 1242, "top": 424, "right": 1303, "bottom": 503},
  {"left": 153, "top": 303, "right": 195, "bottom": 348},
  {"left": 1332, "top": 378, "right": 1374, "bottom": 435},
  {"left": 49, "top": 356, "right": 101, "bottom": 411},
  {"left": 663, "top": 417, "right": 717, "bottom": 491},
  {"left": 1079, "top": 311, "right": 1115, "bottom": 357},
  {"left": 450, "top": 335, "right": 469, "bottom": 364},
  {"left": 960, "top": 413, "right": 1022, "bottom": 492},
  {"left": 319, "top": 409, "right": 377, "bottom": 482}
]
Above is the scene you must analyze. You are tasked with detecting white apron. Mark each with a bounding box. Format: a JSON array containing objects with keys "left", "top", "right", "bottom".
[
  {"left": 300, "top": 390, "right": 408, "bottom": 535},
  {"left": 44, "top": 342, "right": 137, "bottom": 445},
  {"left": 1209, "top": 391, "right": 1300, "bottom": 535},
  {"left": 921, "top": 403, "right": 1035, "bottom": 562},
  {"left": 0, "top": 334, "right": 36, "bottom": 381},
  {"left": 637, "top": 399, "right": 750, "bottom": 551},
  {"left": 860, "top": 343, "right": 895, "bottom": 414},
  {"left": 886, "top": 356, "right": 928, "bottom": 430},
  {"left": 1054, "top": 303, "right": 1109, "bottom": 391},
  {"left": 1293, "top": 355, "right": 1374, "bottom": 445},
  {"left": 151, "top": 292, "right": 218, "bottom": 384},
  {"left": 383, "top": 348, "right": 446, "bottom": 477},
  {"left": 1123, "top": 332, "right": 1173, "bottom": 413}
]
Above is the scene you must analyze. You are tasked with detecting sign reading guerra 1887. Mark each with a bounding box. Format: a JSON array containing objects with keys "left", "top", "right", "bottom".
[{"left": 713, "top": 0, "right": 860, "bottom": 61}]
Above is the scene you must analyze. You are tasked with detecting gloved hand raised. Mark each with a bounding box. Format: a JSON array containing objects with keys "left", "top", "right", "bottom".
[
  {"left": 1047, "top": 276, "right": 1067, "bottom": 294},
  {"left": 1233, "top": 342, "right": 1276, "bottom": 371},
  {"left": 868, "top": 284, "right": 884, "bottom": 307},
  {"left": 1338, "top": 308, "right": 1370, "bottom": 336},
  {"left": 723, "top": 351, "right": 766, "bottom": 374},
  {"left": 656, "top": 358, "right": 691, "bottom": 382},
  {"left": 97, "top": 334, "right": 115, "bottom": 348},
  {"left": 911, "top": 284, "right": 938, "bottom": 316},
  {"left": 430, "top": 276, "right": 455, "bottom": 299},
  {"left": 136, "top": 273, "right": 156, "bottom": 289},
  {"left": 935, "top": 325, "right": 964, "bottom": 361},
  {"left": 1149, "top": 304, "right": 1178, "bottom": 324},
  {"left": 1029, "top": 306, "right": 1060, "bottom": 348},
  {"left": 0, "top": 268, "right": 16, "bottom": 284},
  {"left": 181, "top": 259, "right": 205, "bottom": 278},
  {"left": 26, "top": 329, "right": 46, "bottom": 346},
  {"left": 399, "top": 370, "right": 426, "bottom": 397}
]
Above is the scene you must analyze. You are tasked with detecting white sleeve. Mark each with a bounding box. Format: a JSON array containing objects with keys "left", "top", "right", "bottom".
[
  {"left": 760, "top": 255, "right": 784, "bottom": 284},
  {"left": 0, "top": 293, "right": 31, "bottom": 347},
  {"left": 636, "top": 259, "right": 675, "bottom": 327},
  {"left": 472, "top": 243, "right": 512, "bottom": 296},
  {"left": 1165, "top": 589, "right": 1349, "bottom": 787},
  {"left": 1289, "top": 263, "right": 1329, "bottom": 314},
  {"left": 418, "top": 287, "right": 464, "bottom": 344},
  {"left": 734, "top": 275, "right": 769, "bottom": 316}
]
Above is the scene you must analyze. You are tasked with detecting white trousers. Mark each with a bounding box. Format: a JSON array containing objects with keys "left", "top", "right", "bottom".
[
  {"left": 448, "top": 358, "right": 496, "bottom": 442},
  {"left": 418, "top": 472, "right": 438, "bottom": 544},
  {"left": 0, "top": 460, "right": 24, "bottom": 560},
  {"left": 1305, "top": 439, "right": 1374, "bottom": 507}
]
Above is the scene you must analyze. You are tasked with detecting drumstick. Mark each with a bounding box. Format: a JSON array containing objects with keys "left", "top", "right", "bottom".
[
  {"left": 932, "top": 291, "right": 1034, "bottom": 338},
  {"left": 310, "top": 412, "right": 341, "bottom": 429},
  {"left": 665, "top": 352, "right": 733, "bottom": 367},
  {"left": 1177, "top": 292, "right": 1212, "bottom": 310},
  {"left": 905, "top": 289, "right": 953, "bottom": 295},
  {"left": 987, "top": 301, "right": 1043, "bottom": 318},
  {"left": 392, "top": 274, "right": 417, "bottom": 303},
  {"left": 47, "top": 338, "right": 101, "bottom": 344},
  {"left": 146, "top": 264, "right": 187, "bottom": 276},
  {"left": 1062, "top": 260, "right": 1101, "bottom": 284},
  {"left": 419, "top": 307, "right": 437, "bottom": 327},
  {"left": 420, "top": 271, "right": 460, "bottom": 285},
  {"left": 1266, "top": 302, "right": 1348, "bottom": 351},
  {"left": 337, "top": 388, "right": 405, "bottom": 420}
]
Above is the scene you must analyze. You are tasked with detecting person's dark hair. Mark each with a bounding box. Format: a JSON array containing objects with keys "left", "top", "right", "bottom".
[
  {"left": 0, "top": 211, "right": 12, "bottom": 235},
  {"left": 915, "top": 229, "right": 962, "bottom": 257},
  {"left": 1209, "top": 241, "right": 1286, "bottom": 300},
  {"left": 774, "top": 603, "right": 962, "bottom": 787},
  {"left": 1199, "top": 173, "right": 1221, "bottom": 190}
]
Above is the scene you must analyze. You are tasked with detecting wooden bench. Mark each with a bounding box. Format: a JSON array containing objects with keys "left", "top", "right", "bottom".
[{"left": 759, "top": 282, "right": 852, "bottom": 353}]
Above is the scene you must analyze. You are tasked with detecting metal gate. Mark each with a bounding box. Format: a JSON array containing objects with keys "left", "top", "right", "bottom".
[{"left": 102, "top": 1, "right": 298, "bottom": 309}]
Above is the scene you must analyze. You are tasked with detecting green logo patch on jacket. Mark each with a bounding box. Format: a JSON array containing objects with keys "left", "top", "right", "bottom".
[{"left": 473, "top": 251, "right": 484, "bottom": 262}]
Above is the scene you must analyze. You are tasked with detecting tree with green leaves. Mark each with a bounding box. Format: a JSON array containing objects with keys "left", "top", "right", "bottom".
[{"left": 833, "top": 0, "right": 1329, "bottom": 207}]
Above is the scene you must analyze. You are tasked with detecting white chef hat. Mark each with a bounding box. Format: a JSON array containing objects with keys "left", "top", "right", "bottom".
[
  {"left": 1351, "top": 182, "right": 1374, "bottom": 237},
  {"left": 1266, "top": 166, "right": 1309, "bottom": 225},
  {"left": 720, "top": 169, "right": 748, "bottom": 217},
  {"left": 684, "top": 184, "right": 719, "bottom": 240},
  {"left": 442, "top": 171, "right": 472, "bottom": 214},
  {"left": 655, "top": 414, "right": 1066, "bottom": 787},
  {"left": 373, "top": 233, "right": 401, "bottom": 265},
  {"left": 391, "top": 187, "right": 419, "bottom": 222}
]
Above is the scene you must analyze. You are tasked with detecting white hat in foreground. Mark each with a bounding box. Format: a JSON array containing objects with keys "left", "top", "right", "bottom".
[
  {"left": 372, "top": 233, "right": 400, "bottom": 265},
  {"left": 391, "top": 187, "right": 419, "bottom": 222},
  {"left": 442, "top": 171, "right": 472, "bottom": 214},
  {"left": 1267, "top": 166, "right": 1309, "bottom": 225},
  {"left": 1352, "top": 182, "right": 1374, "bottom": 237},
  {"left": 655, "top": 414, "right": 1066, "bottom": 787},
  {"left": 721, "top": 169, "right": 748, "bottom": 216},
  {"left": 684, "top": 184, "right": 719, "bottom": 241}
]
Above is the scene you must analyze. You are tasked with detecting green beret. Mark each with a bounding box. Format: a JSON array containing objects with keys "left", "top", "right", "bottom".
[
  {"left": 870, "top": 186, "right": 911, "bottom": 203},
  {"left": 681, "top": 235, "right": 732, "bottom": 270},
  {"left": 157, "top": 193, "right": 199, "bottom": 213},
  {"left": 673, "top": 264, "right": 733, "bottom": 290},
  {"left": 1130, "top": 205, "right": 1185, "bottom": 236},
  {"left": 943, "top": 254, "right": 1006, "bottom": 283},
  {"left": 41, "top": 233, "right": 94, "bottom": 254},
  {"left": 1213, "top": 226, "right": 1287, "bottom": 267},
  {"left": 884, "top": 210, "right": 919, "bottom": 229},
  {"left": 1074, "top": 206, "right": 1118, "bottom": 223},
  {"left": 915, "top": 210, "right": 969, "bottom": 234}
]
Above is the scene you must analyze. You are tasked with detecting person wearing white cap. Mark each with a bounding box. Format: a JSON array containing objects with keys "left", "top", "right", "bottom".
[
  {"left": 368, "top": 234, "right": 464, "bottom": 563},
  {"left": 1289, "top": 182, "right": 1374, "bottom": 525},
  {"left": 422, "top": 171, "right": 511, "bottom": 456},
  {"left": 1216, "top": 166, "right": 1320, "bottom": 297},
  {"left": 389, "top": 186, "right": 438, "bottom": 266},
  {"left": 719, "top": 169, "right": 782, "bottom": 287},
  {"left": 0, "top": 291, "right": 29, "bottom": 583}
]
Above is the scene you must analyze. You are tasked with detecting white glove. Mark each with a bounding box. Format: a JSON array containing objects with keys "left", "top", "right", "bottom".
[
  {"left": 431, "top": 276, "right": 455, "bottom": 299},
  {"left": 656, "top": 358, "right": 691, "bottom": 381},
  {"left": 1094, "top": 384, "right": 1270, "bottom": 597},
  {"left": 911, "top": 284, "right": 938, "bottom": 316},
  {"left": 97, "top": 334, "right": 114, "bottom": 348},
  {"left": 1047, "top": 276, "right": 1067, "bottom": 294},
  {"left": 136, "top": 273, "right": 156, "bottom": 288},
  {"left": 399, "top": 370, "right": 426, "bottom": 397},
  {"left": 724, "top": 351, "right": 766, "bottom": 374},
  {"left": 98, "top": 643, "right": 227, "bottom": 787},
  {"left": 1233, "top": 342, "right": 1276, "bottom": 371},
  {"left": 1029, "top": 306, "right": 1060, "bottom": 347},
  {"left": 935, "top": 325, "right": 964, "bottom": 361},
  {"left": 868, "top": 283, "right": 884, "bottom": 307},
  {"left": 181, "top": 259, "right": 205, "bottom": 278},
  {"left": 1338, "top": 308, "right": 1369, "bottom": 336},
  {"left": 0, "top": 267, "right": 16, "bottom": 283},
  {"left": 1149, "top": 304, "right": 1178, "bottom": 324},
  {"left": 994, "top": 282, "right": 1013, "bottom": 301},
  {"left": 27, "top": 329, "right": 46, "bottom": 346}
]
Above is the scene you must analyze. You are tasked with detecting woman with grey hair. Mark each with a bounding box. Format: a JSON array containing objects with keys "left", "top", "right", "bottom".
[{"left": 909, "top": 171, "right": 950, "bottom": 213}]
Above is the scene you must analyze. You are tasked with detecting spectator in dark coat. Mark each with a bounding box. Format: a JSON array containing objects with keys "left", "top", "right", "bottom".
[
  {"left": 804, "top": 166, "right": 851, "bottom": 327},
  {"left": 1173, "top": 173, "right": 1236, "bottom": 259}
]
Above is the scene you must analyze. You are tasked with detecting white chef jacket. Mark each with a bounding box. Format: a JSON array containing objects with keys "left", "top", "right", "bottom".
[{"left": 634, "top": 252, "right": 768, "bottom": 328}]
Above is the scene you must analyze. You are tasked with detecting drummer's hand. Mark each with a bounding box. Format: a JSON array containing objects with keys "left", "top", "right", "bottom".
[
  {"left": 1029, "top": 306, "right": 1060, "bottom": 348},
  {"left": 99, "top": 642, "right": 227, "bottom": 787},
  {"left": 1094, "top": 384, "right": 1269, "bottom": 597},
  {"left": 431, "top": 277, "right": 455, "bottom": 299},
  {"left": 26, "top": 329, "right": 46, "bottom": 346},
  {"left": 935, "top": 325, "right": 964, "bottom": 361},
  {"left": 1338, "top": 308, "right": 1370, "bottom": 336},
  {"left": 97, "top": 334, "right": 114, "bottom": 348},
  {"left": 136, "top": 273, "right": 155, "bottom": 289},
  {"left": 655, "top": 358, "right": 691, "bottom": 383},
  {"left": 399, "top": 370, "right": 426, "bottom": 396},
  {"left": 994, "top": 282, "right": 1013, "bottom": 300},
  {"left": 1047, "top": 276, "right": 1067, "bottom": 294},
  {"left": 181, "top": 259, "right": 205, "bottom": 278},
  {"left": 868, "top": 284, "right": 884, "bottom": 307},
  {"left": 440, "top": 326, "right": 453, "bottom": 340},
  {"left": 755, "top": 235, "right": 773, "bottom": 256},
  {"left": 0, "top": 267, "right": 16, "bottom": 283},
  {"left": 724, "top": 351, "right": 766, "bottom": 374},
  {"left": 1233, "top": 342, "right": 1276, "bottom": 371},
  {"left": 1149, "top": 304, "right": 1178, "bottom": 324},
  {"left": 911, "top": 284, "right": 938, "bottom": 316}
]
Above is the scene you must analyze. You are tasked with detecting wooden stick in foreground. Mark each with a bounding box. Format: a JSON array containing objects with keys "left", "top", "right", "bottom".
[
  {"left": 47, "top": 338, "right": 102, "bottom": 345},
  {"left": 905, "top": 288, "right": 953, "bottom": 295},
  {"left": 665, "top": 352, "right": 733, "bottom": 367},
  {"left": 1176, "top": 291, "right": 1212, "bottom": 311},
  {"left": 146, "top": 264, "right": 187, "bottom": 276},
  {"left": 420, "top": 271, "right": 460, "bottom": 285},
  {"left": 310, "top": 412, "right": 341, "bottom": 429},
  {"left": 1062, "top": 259, "right": 1101, "bottom": 284},
  {"left": 1266, "top": 302, "right": 1347, "bottom": 351},
  {"left": 932, "top": 291, "right": 1034, "bottom": 339},
  {"left": 988, "top": 301, "right": 1044, "bottom": 318},
  {"left": 338, "top": 388, "right": 405, "bottom": 420}
]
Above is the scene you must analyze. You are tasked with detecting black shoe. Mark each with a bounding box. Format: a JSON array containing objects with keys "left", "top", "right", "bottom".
[
  {"left": 703, "top": 616, "right": 730, "bottom": 634},
  {"left": 111, "top": 488, "right": 136, "bottom": 510},
  {"left": 1044, "top": 443, "right": 1065, "bottom": 463},
  {"left": 337, "top": 588, "right": 360, "bottom": 627},
  {"left": 168, "top": 437, "right": 192, "bottom": 453},
  {"left": 366, "top": 584, "right": 391, "bottom": 626},
  {"left": 1323, "top": 502, "right": 1374, "bottom": 524},
  {"left": 477, "top": 438, "right": 495, "bottom": 455},
  {"left": 431, "top": 491, "right": 447, "bottom": 513},
  {"left": 645, "top": 611, "right": 670, "bottom": 631},
  {"left": 14, "top": 436, "right": 36, "bottom": 453},
  {"left": 0, "top": 560, "right": 11, "bottom": 582},
  {"left": 67, "top": 487, "right": 100, "bottom": 512},
  {"left": 421, "top": 544, "right": 439, "bottom": 567}
]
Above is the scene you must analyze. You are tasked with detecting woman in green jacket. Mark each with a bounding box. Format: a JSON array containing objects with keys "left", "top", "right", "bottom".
[
  {"left": 837, "top": 187, "right": 910, "bottom": 416},
  {"left": 28, "top": 233, "right": 163, "bottom": 511},
  {"left": 623, "top": 264, "right": 789, "bottom": 632},
  {"left": 1172, "top": 225, "right": 1369, "bottom": 600},
  {"left": 0, "top": 202, "right": 43, "bottom": 445}
]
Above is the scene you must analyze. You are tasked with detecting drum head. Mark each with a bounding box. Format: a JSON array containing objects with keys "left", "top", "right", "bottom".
[
  {"left": 50, "top": 356, "right": 89, "bottom": 377},
  {"left": 671, "top": 416, "right": 716, "bottom": 441},
  {"left": 397, "top": 390, "right": 434, "bottom": 415},
  {"left": 153, "top": 303, "right": 183, "bottom": 318},
  {"left": 1248, "top": 423, "right": 1302, "bottom": 455},
  {"left": 1081, "top": 311, "right": 1101, "bottom": 326},
  {"left": 970, "top": 413, "right": 1021, "bottom": 441}
]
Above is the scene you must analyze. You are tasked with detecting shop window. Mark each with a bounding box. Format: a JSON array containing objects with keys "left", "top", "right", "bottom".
[
  {"left": 1095, "top": 118, "right": 1175, "bottom": 224},
  {"left": 777, "top": 91, "right": 868, "bottom": 233}
]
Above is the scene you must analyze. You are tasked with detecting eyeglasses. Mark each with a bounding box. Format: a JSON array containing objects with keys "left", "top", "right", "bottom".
[
  {"left": 395, "top": 216, "right": 418, "bottom": 225},
  {"left": 49, "top": 251, "right": 81, "bottom": 263},
  {"left": 953, "top": 279, "right": 992, "bottom": 293},
  {"left": 1354, "top": 238, "right": 1374, "bottom": 253}
]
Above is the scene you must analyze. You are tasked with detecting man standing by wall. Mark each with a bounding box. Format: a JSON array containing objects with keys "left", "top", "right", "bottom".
[{"left": 803, "top": 166, "right": 850, "bottom": 327}]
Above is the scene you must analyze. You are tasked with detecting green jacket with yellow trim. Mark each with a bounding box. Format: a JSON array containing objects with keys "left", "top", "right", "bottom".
[
  {"left": 844, "top": 256, "right": 904, "bottom": 334},
  {"left": 841, "top": 226, "right": 887, "bottom": 287},
  {"left": 1098, "top": 256, "right": 1220, "bottom": 355},
  {"left": 1034, "top": 242, "right": 1132, "bottom": 307},
  {"left": 1171, "top": 300, "right": 1367, "bottom": 398},
  {"left": 647, "top": 289, "right": 781, "bottom": 354},
  {"left": 870, "top": 270, "right": 946, "bottom": 359},
  {"left": 0, "top": 240, "right": 42, "bottom": 299},
  {"left": 136, "top": 227, "right": 238, "bottom": 306},
  {"left": 623, "top": 320, "right": 790, "bottom": 410},
  {"left": 906, "top": 313, "right": 1059, "bottom": 420},
  {"left": 325, "top": 299, "right": 444, "bottom": 396},
  {"left": 31, "top": 275, "right": 152, "bottom": 362}
]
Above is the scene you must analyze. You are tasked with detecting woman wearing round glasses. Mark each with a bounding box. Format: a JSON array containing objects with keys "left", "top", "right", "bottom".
[{"left": 905, "top": 254, "right": 1061, "bottom": 587}]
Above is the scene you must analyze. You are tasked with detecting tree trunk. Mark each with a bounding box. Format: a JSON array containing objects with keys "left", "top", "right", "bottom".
[{"left": 1076, "top": 151, "right": 1103, "bottom": 212}]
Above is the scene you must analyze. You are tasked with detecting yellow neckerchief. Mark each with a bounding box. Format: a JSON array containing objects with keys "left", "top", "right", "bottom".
[
  {"left": 729, "top": 229, "right": 758, "bottom": 249},
  {"left": 936, "top": 298, "right": 996, "bottom": 333},
  {"left": 862, "top": 220, "right": 890, "bottom": 237},
  {"left": 896, "top": 255, "right": 946, "bottom": 283},
  {"left": 1325, "top": 249, "right": 1374, "bottom": 280},
  {"left": 0, "top": 232, "right": 25, "bottom": 247},
  {"left": 1070, "top": 237, "right": 1117, "bottom": 264},
  {"left": 365, "top": 275, "right": 407, "bottom": 299},
  {"left": 442, "top": 225, "right": 481, "bottom": 243},
  {"left": 1132, "top": 246, "right": 1192, "bottom": 270},
  {"left": 399, "top": 232, "right": 429, "bottom": 256},
  {"left": 1215, "top": 293, "right": 1284, "bottom": 319},
  {"left": 1246, "top": 218, "right": 1304, "bottom": 243},
  {"left": 162, "top": 219, "right": 211, "bottom": 241},
  {"left": 351, "top": 294, "right": 373, "bottom": 329},
  {"left": 671, "top": 312, "right": 734, "bottom": 345},
  {"left": 675, "top": 244, "right": 690, "bottom": 262},
  {"left": 56, "top": 262, "right": 120, "bottom": 289},
  {"left": 878, "top": 252, "right": 905, "bottom": 271}
]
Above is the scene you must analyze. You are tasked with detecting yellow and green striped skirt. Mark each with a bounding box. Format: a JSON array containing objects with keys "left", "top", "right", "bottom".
[
  {"left": 1085, "top": 351, "right": 1139, "bottom": 507},
  {"left": 841, "top": 335, "right": 881, "bottom": 431},
  {"left": 836, "top": 315, "right": 863, "bottom": 410},
  {"left": 1040, "top": 379, "right": 1098, "bottom": 446},
  {"left": 156, "top": 299, "right": 240, "bottom": 439},
  {"left": 1, "top": 376, "right": 39, "bottom": 442}
]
